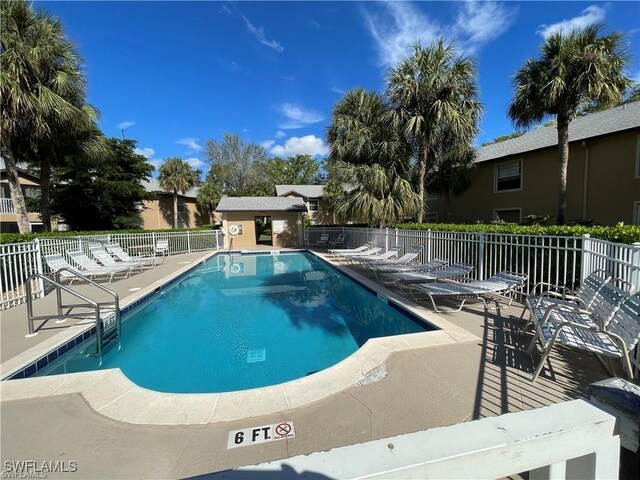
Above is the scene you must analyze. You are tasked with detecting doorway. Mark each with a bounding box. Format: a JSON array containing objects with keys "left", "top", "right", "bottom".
[{"left": 255, "top": 216, "right": 272, "bottom": 246}]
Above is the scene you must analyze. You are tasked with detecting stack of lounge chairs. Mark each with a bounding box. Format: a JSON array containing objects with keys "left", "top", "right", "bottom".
[{"left": 43, "top": 242, "right": 157, "bottom": 284}]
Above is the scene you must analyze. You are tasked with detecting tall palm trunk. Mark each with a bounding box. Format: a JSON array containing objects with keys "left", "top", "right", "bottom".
[
  {"left": 172, "top": 189, "right": 178, "bottom": 229},
  {"left": 556, "top": 115, "right": 570, "bottom": 225},
  {"left": 3, "top": 150, "right": 32, "bottom": 233},
  {"left": 40, "top": 157, "right": 52, "bottom": 231},
  {"left": 417, "top": 142, "right": 429, "bottom": 223}
]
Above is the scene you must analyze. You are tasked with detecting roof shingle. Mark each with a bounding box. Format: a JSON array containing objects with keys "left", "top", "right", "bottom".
[{"left": 275, "top": 184, "right": 325, "bottom": 198}]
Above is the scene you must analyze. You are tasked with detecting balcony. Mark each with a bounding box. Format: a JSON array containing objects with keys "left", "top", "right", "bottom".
[{"left": 0, "top": 197, "right": 38, "bottom": 215}]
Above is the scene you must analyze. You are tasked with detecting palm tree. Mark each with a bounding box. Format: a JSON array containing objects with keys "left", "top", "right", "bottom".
[
  {"left": 196, "top": 178, "right": 222, "bottom": 225},
  {"left": 1, "top": 0, "right": 88, "bottom": 233},
  {"left": 509, "top": 24, "right": 633, "bottom": 224},
  {"left": 158, "top": 158, "right": 200, "bottom": 228},
  {"left": 326, "top": 88, "right": 421, "bottom": 226},
  {"left": 386, "top": 39, "right": 482, "bottom": 223}
]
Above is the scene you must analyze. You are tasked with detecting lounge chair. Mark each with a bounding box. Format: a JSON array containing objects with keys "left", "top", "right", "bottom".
[
  {"left": 370, "top": 258, "right": 448, "bottom": 274},
  {"left": 409, "top": 272, "right": 528, "bottom": 312},
  {"left": 338, "top": 246, "right": 382, "bottom": 259},
  {"left": 328, "top": 243, "right": 371, "bottom": 255},
  {"left": 43, "top": 253, "right": 123, "bottom": 284},
  {"left": 530, "top": 292, "right": 640, "bottom": 382},
  {"left": 105, "top": 242, "right": 157, "bottom": 266},
  {"left": 89, "top": 243, "right": 144, "bottom": 272},
  {"left": 383, "top": 263, "right": 474, "bottom": 288},
  {"left": 351, "top": 247, "right": 400, "bottom": 265},
  {"left": 67, "top": 250, "right": 132, "bottom": 280},
  {"left": 360, "top": 245, "right": 421, "bottom": 268}
]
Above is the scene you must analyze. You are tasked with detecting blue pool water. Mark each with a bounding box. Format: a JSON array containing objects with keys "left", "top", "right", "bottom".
[{"left": 36, "top": 252, "right": 433, "bottom": 393}]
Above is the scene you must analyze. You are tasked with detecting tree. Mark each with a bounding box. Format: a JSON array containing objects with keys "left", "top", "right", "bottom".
[
  {"left": 386, "top": 40, "right": 482, "bottom": 222},
  {"left": 204, "top": 134, "right": 267, "bottom": 196},
  {"left": 508, "top": 24, "right": 633, "bottom": 224},
  {"left": 1, "top": 0, "right": 88, "bottom": 233},
  {"left": 196, "top": 179, "right": 223, "bottom": 224},
  {"left": 158, "top": 157, "right": 200, "bottom": 229},
  {"left": 325, "top": 88, "right": 421, "bottom": 226},
  {"left": 256, "top": 155, "right": 325, "bottom": 190},
  {"left": 51, "top": 138, "right": 155, "bottom": 230}
]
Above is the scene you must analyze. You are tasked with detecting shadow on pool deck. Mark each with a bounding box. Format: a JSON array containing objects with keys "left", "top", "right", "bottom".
[{"left": 0, "top": 252, "right": 621, "bottom": 479}]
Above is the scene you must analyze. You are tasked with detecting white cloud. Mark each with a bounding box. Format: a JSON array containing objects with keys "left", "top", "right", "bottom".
[
  {"left": 117, "top": 120, "right": 135, "bottom": 130},
  {"left": 278, "top": 103, "right": 325, "bottom": 129},
  {"left": 363, "top": 1, "right": 517, "bottom": 66},
  {"left": 134, "top": 147, "right": 154, "bottom": 158},
  {"left": 332, "top": 86, "right": 346, "bottom": 95},
  {"left": 537, "top": 5, "right": 606, "bottom": 39},
  {"left": 275, "top": 130, "right": 286, "bottom": 139},
  {"left": 260, "top": 140, "right": 276, "bottom": 150},
  {"left": 269, "top": 135, "right": 329, "bottom": 157},
  {"left": 240, "top": 12, "right": 284, "bottom": 52},
  {"left": 453, "top": 1, "right": 517, "bottom": 50},
  {"left": 185, "top": 157, "right": 205, "bottom": 170},
  {"left": 176, "top": 137, "right": 203, "bottom": 153},
  {"left": 281, "top": 75, "right": 296, "bottom": 81}
]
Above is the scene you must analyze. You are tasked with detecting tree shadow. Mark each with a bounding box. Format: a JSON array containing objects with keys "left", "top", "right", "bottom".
[{"left": 191, "top": 463, "right": 334, "bottom": 479}]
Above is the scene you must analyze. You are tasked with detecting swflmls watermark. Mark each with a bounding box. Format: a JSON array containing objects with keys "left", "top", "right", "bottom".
[{"left": 1, "top": 461, "right": 78, "bottom": 478}]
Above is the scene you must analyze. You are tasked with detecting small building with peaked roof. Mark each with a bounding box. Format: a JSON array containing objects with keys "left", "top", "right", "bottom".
[
  {"left": 275, "top": 184, "right": 334, "bottom": 225},
  {"left": 216, "top": 196, "right": 307, "bottom": 248},
  {"left": 425, "top": 101, "right": 640, "bottom": 225}
]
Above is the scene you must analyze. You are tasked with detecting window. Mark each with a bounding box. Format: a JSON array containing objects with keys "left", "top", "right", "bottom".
[
  {"left": 495, "top": 159, "right": 522, "bottom": 192},
  {"left": 22, "top": 186, "right": 41, "bottom": 199},
  {"left": 177, "top": 198, "right": 186, "bottom": 214},
  {"left": 634, "top": 201, "right": 640, "bottom": 225},
  {"left": 493, "top": 208, "right": 522, "bottom": 223},
  {"left": 635, "top": 134, "right": 640, "bottom": 178},
  {"left": 308, "top": 199, "right": 319, "bottom": 212}
]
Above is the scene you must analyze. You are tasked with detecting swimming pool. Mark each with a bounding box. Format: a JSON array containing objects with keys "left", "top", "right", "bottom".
[{"left": 32, "top": 252, "right": 434, "bottom": 393}]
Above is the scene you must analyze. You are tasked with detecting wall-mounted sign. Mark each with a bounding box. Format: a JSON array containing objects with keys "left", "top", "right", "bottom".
[{"left": 272, "top": 219, "right": 288, "bottom": 234}]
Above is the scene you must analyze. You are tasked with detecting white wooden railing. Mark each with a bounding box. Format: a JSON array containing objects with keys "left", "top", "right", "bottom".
[
  {"left": 0, "top": 229, "right": 224, "bottom": 309},
  {"left": 0, "top": 197, "right": 37, "bottom": 214},
  {"left": 226, "top": 400, "right": 619, "bottom": 480}
]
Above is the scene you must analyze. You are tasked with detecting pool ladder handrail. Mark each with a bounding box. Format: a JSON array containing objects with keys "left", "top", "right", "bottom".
[{"left": 26, "top": 269, "right": 121, "bottom": 365}]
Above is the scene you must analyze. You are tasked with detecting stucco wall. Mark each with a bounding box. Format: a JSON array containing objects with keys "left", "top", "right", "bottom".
[
  {"left": 221, "top": 211, "right": 302, "bottom": 249},
  {"left": 427, "top": 129, "right": 639, "bottom": 225},
  {"left": 140, "top": 196, "right": 203, "bottom": 230}
]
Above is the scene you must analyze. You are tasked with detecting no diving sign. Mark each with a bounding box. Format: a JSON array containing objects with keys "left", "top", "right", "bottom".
[{"left": 227, "top": 421, "right": 295, "bottom": 449}]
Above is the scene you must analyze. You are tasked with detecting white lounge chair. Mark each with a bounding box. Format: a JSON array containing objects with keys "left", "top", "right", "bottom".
[
  {"left": 370, "top": 258, "right": 448, "bottom": 275},
  {"left": 530, "top": 293, "right": 640, "bottom": 382},
  {"left": 67, "top": 250, "right": 131, "bottom": 280},
  {"left": 384, "top": 263, "right": 474, "bottom": 288},
  {"left": 350, "top": 247, "right": 400, "bottom": 265},
  {"left": 409, "top": 272, "right": 528, "bottom": 312},
  {"left": 328, "top": 243, "right": 371, "bottom": 255},
  {"left": 89, "top": 243, "right": 143, "bottom": 272},
  {"left": 105, "top": 242, "right": 157, "bottom": 266},
  {"left": 338, "top": 246, "right": 382, "bottom": 259},
  {"left": 363, "top": 245, "right": 423, "bottom": 271},
  {"left": 43, "top": 253, "right": 122, "bottom": 284}
]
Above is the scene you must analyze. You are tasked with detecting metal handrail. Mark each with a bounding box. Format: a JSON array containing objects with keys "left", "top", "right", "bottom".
[{"left": 25, "top": 270, "right": 122, "bottom": 365}]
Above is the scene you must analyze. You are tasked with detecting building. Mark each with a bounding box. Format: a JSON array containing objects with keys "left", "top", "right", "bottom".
[
  {"left": 140, "top": 179, "right": 208, "bottom": 229},
  {"left": 0, "top": 160, "right": 43, "bottom": 233},
  {"left": 426, "top": 102, "right": 640, "bottom": 225},
  {"left": 275, "top": 185, "right": 334, "bottom": 225},
  {"left": 216, "top": 196, "right": 306, "bottom": 249}
]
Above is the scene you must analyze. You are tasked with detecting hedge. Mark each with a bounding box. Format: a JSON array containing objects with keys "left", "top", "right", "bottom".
[
  {"left": 391, "top": 223, "right": 640, "bottom": 244},
  {"left": 0, "top": 225, "right": 220, "bottom": 245}
]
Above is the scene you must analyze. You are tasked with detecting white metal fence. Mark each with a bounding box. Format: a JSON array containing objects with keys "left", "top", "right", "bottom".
[
  {"left": 305, "top": 227, "right": 640, "bottom": 293},
  {"left": 0, "top": 229, "right": 224, "bottom": 309}
]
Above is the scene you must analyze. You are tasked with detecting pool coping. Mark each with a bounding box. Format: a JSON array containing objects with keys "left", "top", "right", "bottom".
[{"left": 0, "top": 250, "right": 479, "bottom": 426}]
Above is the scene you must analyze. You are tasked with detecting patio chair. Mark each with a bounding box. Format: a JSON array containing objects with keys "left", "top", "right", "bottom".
[
  {"left": 105, "top": 242, "right": 158, "bottom": 267},
  {"left": 43, "top": 253, "right": 123, "bottom": 284},
  {"left": 338, "top": 246, "right": 382, "bottom": 259},
  {"left": 329, "top": 233, "right": 346, "bottom": 249},
  {"left": 67, "top": 250, "right": 132, "bottom": 280},
  {"left": 524, "top": 279, "right": 634, "bottom": 342},
  {"left": 312, "top": 233, "right": 330, "bottom": 248},
  {"left": 350, "top": 246, "right": 400, "bottom": 265},
  {"left": 383, "top": 263, "right": 473, "bottom": 288},
  {"left": 153, "top": 239, "right": 169, "bottom": 262},
  {"left": 530, "top": 292, "right": 640, "bottom": 382},
  {"left": 408, "top": 272, "right": 528, "bottom": 312},
  {"left": 363, "top": 245, "right": 423, "bottom": 270},
  {"left": 89, "top": 243, "right": 144, "bottom": 273}
]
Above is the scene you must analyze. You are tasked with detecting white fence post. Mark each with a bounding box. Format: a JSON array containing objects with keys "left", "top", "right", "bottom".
[
  {"left": 34, "top": 238, "right": 44, "bottom": 297},
  {"left": 580, "top": 234, "right": 591, "bottom": 283},
  {"left": 426, "top": 229, "right": 432, "bottom": 261},
  {"left": 630, "top": 242, "right": 640, "bottom": 292},
  {"left": 385, "top": 228, "right": 389, "bottom": 251},
  {"left": 215, "top": 230, "right": 220, "bottom": 250},
  {"left": 478, "top": 231, "right": 485, "bottom": 281},
  {"left": 187, "top": 231, "right": 192, "bottom": 253}
]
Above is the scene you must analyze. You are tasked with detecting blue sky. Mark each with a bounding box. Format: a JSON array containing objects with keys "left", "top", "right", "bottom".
[{"left": 37, "top": 1, "right": 640, "bottom": 176}]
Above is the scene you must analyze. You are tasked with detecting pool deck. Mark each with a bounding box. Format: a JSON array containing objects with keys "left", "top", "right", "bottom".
[{"left": 0, "top": 249, "right": 615, "bottom": 478}]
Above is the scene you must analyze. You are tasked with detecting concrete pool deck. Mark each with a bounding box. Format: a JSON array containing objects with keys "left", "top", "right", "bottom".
[{"left": 0, "top": 250, "right": 613, "bottom": 478}]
